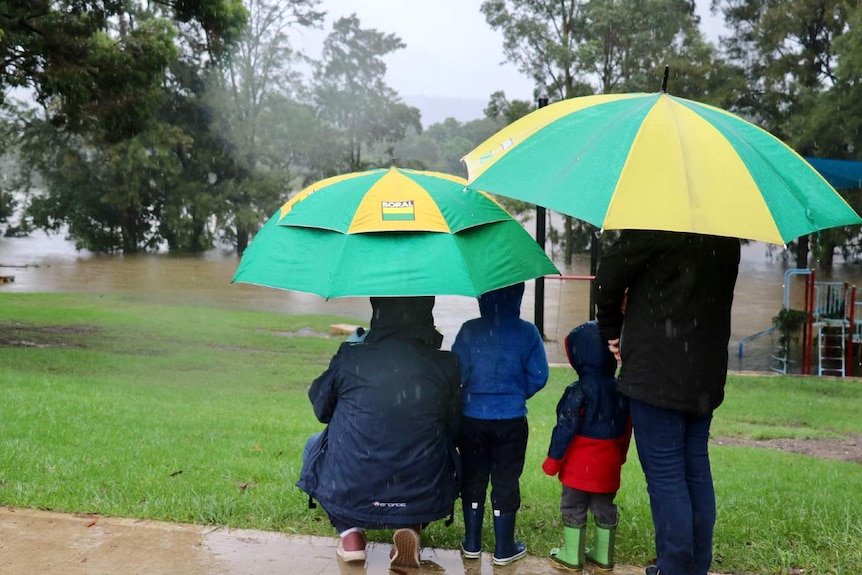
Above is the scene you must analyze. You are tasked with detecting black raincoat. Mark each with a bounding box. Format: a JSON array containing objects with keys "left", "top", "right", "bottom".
[
  {"left": 297, "top": 297, "right": 462, "bottom": 528},
  {"left": 595, "top": 230, "right": 740, "bottom": 415}
]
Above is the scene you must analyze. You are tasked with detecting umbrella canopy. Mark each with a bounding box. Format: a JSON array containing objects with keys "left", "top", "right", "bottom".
[
  {"left": 462, "top": 92, "right": 862, "bottom": 245},
  {"left": 233, "top": 167, "right": 560, "bottom": 299}
]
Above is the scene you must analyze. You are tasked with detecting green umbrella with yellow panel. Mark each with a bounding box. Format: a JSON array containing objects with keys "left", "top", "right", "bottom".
[
  {"left": 233, "top": 167, "right": 559, "bottom": 299},
  {"left": 463, "top": 90, "right": 862, "bottom": 244}
]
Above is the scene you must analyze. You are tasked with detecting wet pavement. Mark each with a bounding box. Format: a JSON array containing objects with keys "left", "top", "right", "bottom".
[{"left": 0, "top": 507, "right": 653, "bottom": 575}]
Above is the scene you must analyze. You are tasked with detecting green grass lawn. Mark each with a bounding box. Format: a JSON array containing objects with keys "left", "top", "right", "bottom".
[{"left": 1, "top": 293, "right": 860, "bottom": 574}]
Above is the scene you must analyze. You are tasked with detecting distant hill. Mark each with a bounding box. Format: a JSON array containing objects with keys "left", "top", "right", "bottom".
[{"left": 402, "top": 94, "right": 487, "bottom": 127}]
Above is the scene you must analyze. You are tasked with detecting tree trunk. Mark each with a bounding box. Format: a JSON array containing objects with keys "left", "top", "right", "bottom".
[
  {"left": 795, "top": 235, "right": 810, "bottom": 269},
  {"left": 564, "top": 215, "right": 574, "bottom": 265},
  {"left": 236, "top": 224, "right": 249, "bottom": 256},
  {"left": 122, "top": 204, "right": 139, "bottom": 254},
  {"left": 819, "top": 241, "right": 836, "bottom": 270},
  {"left": 190, "top": 217, "right": 208, "bottom": 253}
]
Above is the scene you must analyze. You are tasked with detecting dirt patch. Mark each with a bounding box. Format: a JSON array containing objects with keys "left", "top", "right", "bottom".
[
  {"left": 0, "top": 322, "right": 97, "bottom": 348},
  {"left": 712, "top": 434, "right": 862, "bottom": 464},
  {"left": 263, "top": 327, "right": 330, "bottom": 338}
]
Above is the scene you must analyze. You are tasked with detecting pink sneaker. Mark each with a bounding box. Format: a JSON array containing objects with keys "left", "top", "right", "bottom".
[
  {"left": 390, "top": 528, "right": 421, "bottom": 567},
  {"left": 336, "top": 530, "right": 367, "bottom": 562}
]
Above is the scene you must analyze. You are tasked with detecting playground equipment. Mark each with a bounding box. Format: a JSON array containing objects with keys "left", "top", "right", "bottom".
[{"left": 766, "top": 269, "right": 860, "bottom": 377}]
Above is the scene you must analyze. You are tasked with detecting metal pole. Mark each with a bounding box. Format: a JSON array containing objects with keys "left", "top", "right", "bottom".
[
  {"left": 849, "top": 286, "right": 856, "bottom": 376},
  {"left": 535, "top": 97, "right": 549, "bottom": 339},
  {"left": 589, "top": 228, "right": 601, "bottom": 320}
]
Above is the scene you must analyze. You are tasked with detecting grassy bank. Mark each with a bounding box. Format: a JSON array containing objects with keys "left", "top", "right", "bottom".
[{"left": 1, "top": 293, "right": 860, "bottom": 574}]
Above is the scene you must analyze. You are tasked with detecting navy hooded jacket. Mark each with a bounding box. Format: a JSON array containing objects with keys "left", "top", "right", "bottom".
[
  {"left": 543, "top": 321, "right": 631, "bottom": 493},
  {"left": 452, "top": 282, "right": 548, "bottom": 420},
  {"left": 296, "top": 297, "right": 461, "bottom": 528}
]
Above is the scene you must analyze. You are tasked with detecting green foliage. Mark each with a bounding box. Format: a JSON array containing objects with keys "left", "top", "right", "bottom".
[
  {"left": 312, "top": 15, "right": 422, "bottom": 173},
  {"left": 0, "top": 192, "right": 13, "bottom": 232},
  {"left": 769, "top": 308, "right": 808, "bottom": 375},
  {"left": 170, "top": 0, "right": 250, "bottom": 53},
  {"left": 394, "top": 116, "right": 503, "bottom": 177},
  {"left": 481, "top": 0, "right": 712, "bottom": 99},
  {"left": 0, "top": 1, "right": 246, "bottom": 125},
  {"left": 0, "top": 1, "right": 252, "bottom": 254},
  {"left": 484, "top": 91, "right": 536, "bottom": 123},
  {"left": 772, "top": 308, "right": 808, "bottom": 335},
  {"left": 718, "top": 0, "right": 862, "bottom": 267},
  {"left": 4, "top": 0, "right": 862, "bottom": 263},
  {"left": 22, "top": 122, "right": 190, "bottom": 253},
  {"left": 204, "top": 0, "right": 325, "bottom": 252}
]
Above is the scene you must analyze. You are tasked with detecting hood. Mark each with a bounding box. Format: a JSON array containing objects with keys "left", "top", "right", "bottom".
[
  {"left": 478, "top": 282, "right": 524, "bottom": 319},
  {"left": 565, "top": 321, "right": 617, "bottom": 378},
  {"left": 366, "top": 296, "right": 442, "bottom": 348}
]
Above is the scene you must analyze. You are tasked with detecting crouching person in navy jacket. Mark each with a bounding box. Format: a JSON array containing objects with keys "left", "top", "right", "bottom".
[
  {"left": 542, "top": 321, "right": 631, "bottom": 571},
  {"left": 297, "top": 297, "right": 461, "bottom": 569}
]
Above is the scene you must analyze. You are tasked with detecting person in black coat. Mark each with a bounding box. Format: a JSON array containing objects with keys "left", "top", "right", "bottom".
[
  {"left": 297, "top": 296, "right": 461, "bottom": 568},
  {"left": 594, "top": 230, "right": 740, "bottom": 575}
]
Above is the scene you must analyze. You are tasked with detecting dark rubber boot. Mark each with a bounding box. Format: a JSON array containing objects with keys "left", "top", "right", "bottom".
[
  {"left": 461, "top": 502, "right": 484, "bottom": 559},
  {"left": 492, "top": 511, "right": 527, "bottom": 566}
]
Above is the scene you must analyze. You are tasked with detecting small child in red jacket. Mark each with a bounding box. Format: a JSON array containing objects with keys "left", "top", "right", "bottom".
[{"left": 542, "top": 321, "right": 631, "bottom": 570}]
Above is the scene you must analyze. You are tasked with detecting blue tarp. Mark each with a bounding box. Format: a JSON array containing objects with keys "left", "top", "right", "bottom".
[{"left": 805, "top": 157, "right": 862, "bottom": 190}]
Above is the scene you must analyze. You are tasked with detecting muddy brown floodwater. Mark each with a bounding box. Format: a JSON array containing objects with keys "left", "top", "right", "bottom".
[{"left": 5, "top": 232, "right": 862, "bottom": 369}]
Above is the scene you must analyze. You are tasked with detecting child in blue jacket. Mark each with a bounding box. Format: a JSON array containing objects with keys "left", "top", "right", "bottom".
[
  {"left": 542, "top": 320, "right": 631, "bottom": 570},
  {"left": 452, "top": 282, "right": 548, "bottom": 566}
]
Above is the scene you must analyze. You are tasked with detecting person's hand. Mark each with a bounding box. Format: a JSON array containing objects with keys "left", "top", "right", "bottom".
[
  {"left": 608, "top": 338, "right": 621, "bottom": 361},
  {"left": 542, "top": 457, "right": 562, "bottom": 476}
]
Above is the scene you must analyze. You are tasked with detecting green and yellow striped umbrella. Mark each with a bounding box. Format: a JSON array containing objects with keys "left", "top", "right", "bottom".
[
  {"left": 233, "top": 167, "right": 559, "bottom": 299},
  {"left": 463, "top": 92, "right": 862, "bottom": 245}
]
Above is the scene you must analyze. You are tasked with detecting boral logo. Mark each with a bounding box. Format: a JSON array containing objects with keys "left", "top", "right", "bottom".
[{"left": 381, "top": 200, "right": 415, "bottom": 221}]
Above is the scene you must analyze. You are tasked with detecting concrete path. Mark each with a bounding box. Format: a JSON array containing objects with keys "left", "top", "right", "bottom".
[{"left": 0, "top": 507, "right": 652, "bottom": 575}]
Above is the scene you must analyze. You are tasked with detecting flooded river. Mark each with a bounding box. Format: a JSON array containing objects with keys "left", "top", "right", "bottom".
[{"left": 4, "top": 231, "right": 862, "bottom": 370}]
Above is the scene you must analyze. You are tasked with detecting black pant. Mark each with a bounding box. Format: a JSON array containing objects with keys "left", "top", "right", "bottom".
[
  {"left": 458, "top": 416, "right": 528, "bottom": 513},
  {"left": 560, "top": 486, "right": 618, "bottom": 527}
]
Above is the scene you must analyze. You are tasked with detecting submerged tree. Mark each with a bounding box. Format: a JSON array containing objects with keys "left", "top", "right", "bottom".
[
  {"left": 2, "top": 1, "right": 248, "bottom": 253},
  {"left": 206, "top": 0, "right": 325, "bottom": 254}
]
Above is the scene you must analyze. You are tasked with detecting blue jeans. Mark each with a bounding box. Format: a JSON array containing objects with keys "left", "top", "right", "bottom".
[{"left": 629, "top": 399, "right": 715, "bottom": 575}]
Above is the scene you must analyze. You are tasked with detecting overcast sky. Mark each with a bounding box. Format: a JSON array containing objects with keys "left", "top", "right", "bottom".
[{"left": 299, "top": 0, "right": 727, "bottom": 101}]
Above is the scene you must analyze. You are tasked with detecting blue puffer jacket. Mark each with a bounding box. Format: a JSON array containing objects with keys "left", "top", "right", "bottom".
[
  {"left": 542, "top": 321, "right": 631, "bottom": 493},
  {"left": 452, "top": 282, "right": 548, "bottom": 420},
  {"left": 296, "top": 297, "right": 461, "bottom": 528}
]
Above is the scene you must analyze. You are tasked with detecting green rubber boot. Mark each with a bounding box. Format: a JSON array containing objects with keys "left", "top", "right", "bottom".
[
  {"left": 585, "top": 523, "right": 616, "bottom": 570},
  {"left": 549, "top": 524, "right": 585, "bottom": 570}
]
